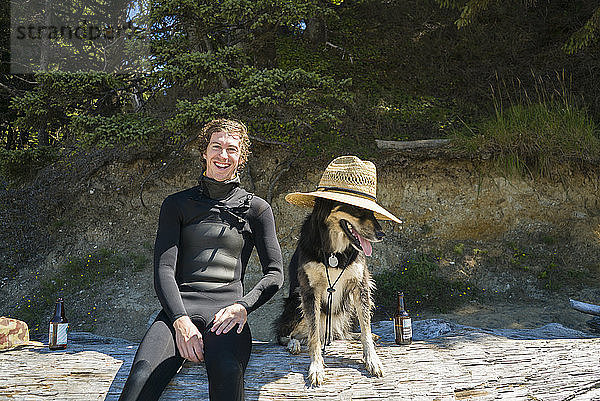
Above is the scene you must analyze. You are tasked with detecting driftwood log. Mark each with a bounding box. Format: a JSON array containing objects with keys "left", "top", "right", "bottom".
[
  {"left": 1, "top": 319, "right": 599, "bottom": 400},
  {"left": 375, "top": 139, "right": 452, "bottom": 150},
  {"left": 570, "top": 298, "right": 600, "bottom": 316}
]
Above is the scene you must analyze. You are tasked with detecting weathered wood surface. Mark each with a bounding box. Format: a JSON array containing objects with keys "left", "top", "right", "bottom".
[
  {"left": 571, "top": 298, "right": 600, "bottom": 316},
  {"left": 375, "top": 138, "right": 452, "bottom": 150},
  {"left": 1, "top": 319, "right": 599, "bottom": 400}
]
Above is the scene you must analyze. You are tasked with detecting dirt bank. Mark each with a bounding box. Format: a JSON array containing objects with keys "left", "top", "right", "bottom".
[{"left": 1, "top": 147, "right": 599, "bottom": 341}]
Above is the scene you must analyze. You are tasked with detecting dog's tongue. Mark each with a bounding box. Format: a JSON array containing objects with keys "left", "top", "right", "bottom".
[{"left": 351, "top": 227, "right": 372, "bottom": 256}]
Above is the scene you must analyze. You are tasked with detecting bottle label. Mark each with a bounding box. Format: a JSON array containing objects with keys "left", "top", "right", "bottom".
[
  {"left": 402, "top": 318, "right": 412, "bottom": 340},
  {"left": 49, "top": 323, "right": 68, "bottom": 346},
  {"left": 394, "top": 317, "right": 412, "bottom": 343}
]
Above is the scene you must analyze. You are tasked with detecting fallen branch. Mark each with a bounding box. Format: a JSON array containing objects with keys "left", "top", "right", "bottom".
[
  {"left": 570, "top": 299, "right": 600, "bottom": 316},
  {"left": 375, "top": 138, "right": 452, "bottom": 150},
  {"left": 325, "top": 41, "right": 354, "bottom": 63},
  {"left": 0, "top": 81, "right": 19, "bottom": 94}
]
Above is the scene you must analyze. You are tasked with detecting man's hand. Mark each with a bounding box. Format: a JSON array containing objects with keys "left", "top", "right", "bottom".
[
  {"left": 211, "top": 303, "right": 247, "bottom": 335},
  {"left": 173, "top": 316, "right": 204, "bottom": 363}
]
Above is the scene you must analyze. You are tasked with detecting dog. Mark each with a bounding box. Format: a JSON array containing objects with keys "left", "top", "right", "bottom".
[{"left": 274, "top": 197, "right": 385, "bottom": 386}]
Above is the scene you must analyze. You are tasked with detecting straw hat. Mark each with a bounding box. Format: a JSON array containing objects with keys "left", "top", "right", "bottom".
[{"left": 285, "top": 156, "right": 402, "bottom": 223}]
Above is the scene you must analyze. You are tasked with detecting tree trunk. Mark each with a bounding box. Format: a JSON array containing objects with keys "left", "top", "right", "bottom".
[
  {"left": 203, "top": 35, "right": 230, "bottom": 90},
  {"left": 570, "top": 299, "right": 600, "bottom": 316},
  {"left": 5, "top": 126, "right": 16, "bottom": 150},
  {"left": 38, "top": 128, "right": 49, "bottom": 147},
  {"left": 305, "top": 16, "right": 327, "bottom": 45},
  {"left": 40, "top": 0, "right": 52, "bottom": 71},
  {"left": 253, "top": 24, "right": 277, "bottom": 68}
]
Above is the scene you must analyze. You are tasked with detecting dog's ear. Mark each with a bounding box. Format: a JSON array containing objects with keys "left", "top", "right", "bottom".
[{"left": 311, "top": 197, "right": 334, "bottom": 224}]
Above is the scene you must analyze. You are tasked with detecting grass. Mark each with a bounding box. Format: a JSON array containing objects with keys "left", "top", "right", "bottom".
[
  {"left": 373, "top": 254, "right": 476, "bottom": 319},
  {"left": 454, "top": 73, "right": 600, "bottom": 178}
]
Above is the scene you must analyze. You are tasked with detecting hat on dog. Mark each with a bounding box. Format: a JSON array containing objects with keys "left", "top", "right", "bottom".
[{"left": 285, "top": 155, "right": 402, "bottom": 223}]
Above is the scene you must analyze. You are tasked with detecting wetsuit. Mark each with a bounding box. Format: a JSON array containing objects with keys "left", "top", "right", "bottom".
[{"left": 119, "top": 175, "right": 284, "bottom": 401}]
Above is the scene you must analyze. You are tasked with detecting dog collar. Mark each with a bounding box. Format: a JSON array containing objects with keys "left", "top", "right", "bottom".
[
  {"left": 324, "top": 249, "right": 358, "bottom": 269},
  {"left": 328, "top": 254, "right": 338, "bottom": 267}
]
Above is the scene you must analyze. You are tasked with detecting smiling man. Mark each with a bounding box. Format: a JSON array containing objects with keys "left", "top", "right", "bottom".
[
  {"left": 201, "top": 121, "right": 250, "bottom": 182},
  {"left": 203, "top": 130, "right": 241, "bottom": 181},
  {"left": 119, "top": 119, "right": 283, "bottom": 401}
]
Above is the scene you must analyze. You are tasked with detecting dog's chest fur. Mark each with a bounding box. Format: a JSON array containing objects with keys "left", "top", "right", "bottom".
[{"left": 302, "top": 260, "right": 363, "bottom": 310}]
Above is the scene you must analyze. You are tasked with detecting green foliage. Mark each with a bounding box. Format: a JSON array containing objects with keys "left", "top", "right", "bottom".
[
  {"left": 168, "top": 68, "right": 352, "bottom": 150},
  {"left": 155, "top": 46, "right": 251, "bottom": 90},
  {"left": 455, "top": 0, "right": 493, "bottom": 28},
  {"left": 564, "top": 7, "right": 600, "bottom": 54},
  {"left": 117, "top": 0, "right": 354, "bottom": 157},
  {"left": 9, "top": 71, "right": 139, "bottom": 147},
  {"left": 436, "top": 0, "right": 494, "bottom": 28},
  {"left": 276, "top": 36, "right": 334, "bottom": 74},
  {"left": 510, "top": 247, "right": 531, "bottom": 271},
  {"left": 148, "top": 0, "right": 335, "bottom": 79},
  {"left": 3, "top": 0, "right": 600, "bottom": 177},
  {"left": 373, "top": 95, "right": 458, "bottom": 141},
  {"left": 70, "top": 113, "right": 164, "bottom": 148},
  {"left": 9, "top": 0, "right": 146, "bottom": 72},
  {"left": 373, "top": 254, "right": 475, "bottom": 316},
  {"left": 5, "top": 70, "right": 165, "bottom": 157},
  {"left": 454, "top": 243, "right": 465, "bottom": 256},
  {"left": 454, "top": 73, "right": 600, "bottom": 177},
  {"left": 436, "top": 0, "right": 600, "bottom": 54},
  {"left": 11, "top": 72, "right": 126, "bottom": 119}
]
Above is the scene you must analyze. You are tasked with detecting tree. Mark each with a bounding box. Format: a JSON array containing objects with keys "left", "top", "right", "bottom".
[
  {"left": 147, "top": 0, "right": 352, "bottom": 149},
  {"left": 2, "top": 0, "right": 353, "bottom": 156},
  {"left": 436, "top": 0, "right": 600, "bottom": 54}
]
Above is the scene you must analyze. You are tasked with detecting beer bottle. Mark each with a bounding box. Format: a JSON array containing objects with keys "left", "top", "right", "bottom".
[
  {"left": 49, "top": 298, "right": 68, "bottom": 350},
  {"left": 394, "top": 292, "right": 412, "bottom": 345}
]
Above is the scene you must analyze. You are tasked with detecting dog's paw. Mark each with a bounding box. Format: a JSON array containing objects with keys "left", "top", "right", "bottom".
[
  {"left": 287, "top": 338, "right": 302, "bottom": 355},
  {"left": 277, "top": 335, "right": 290, "bottom": 346},
  {"left": 308, "top": 361, "right": 326, "bottom": 386},
  {"left": 364, "top": 350, "right": 384, "bottom": 377}
]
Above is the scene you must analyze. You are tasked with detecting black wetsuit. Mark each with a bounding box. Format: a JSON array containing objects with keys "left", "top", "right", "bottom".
[{"left": 119, "top": 175, "right": 284, "bottom": 401}]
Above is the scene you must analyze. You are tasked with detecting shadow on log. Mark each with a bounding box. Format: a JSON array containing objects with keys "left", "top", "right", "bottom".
[{"left": 1, "top": 319, "right": 599, "bottom": 400}]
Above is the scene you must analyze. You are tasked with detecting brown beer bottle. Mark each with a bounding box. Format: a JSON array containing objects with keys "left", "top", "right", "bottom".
[
  {"left": 394, "top": 292, "right": 412, "bottom": 345},
  {"left": 49, "top": 298, "right": 68, "bottom": 350}
]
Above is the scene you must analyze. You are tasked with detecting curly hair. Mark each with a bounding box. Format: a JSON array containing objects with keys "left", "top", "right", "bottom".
[{"left": 198, "top": 119, "right": 251, "bottom": 171}]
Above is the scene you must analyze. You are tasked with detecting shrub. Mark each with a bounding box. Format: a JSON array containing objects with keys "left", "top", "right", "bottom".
[{"left": 373, "top": 254, "right": 474, "bottom": 317}]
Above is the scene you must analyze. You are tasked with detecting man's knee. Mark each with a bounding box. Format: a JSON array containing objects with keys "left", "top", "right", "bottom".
[{"left": 127, "top": 359, "right": 153, "bottom": 385}]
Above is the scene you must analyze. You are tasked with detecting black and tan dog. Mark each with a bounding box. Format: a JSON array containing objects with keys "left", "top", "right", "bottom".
[{"left": 274, "top": 156, "right": 401, "bottom": 386}]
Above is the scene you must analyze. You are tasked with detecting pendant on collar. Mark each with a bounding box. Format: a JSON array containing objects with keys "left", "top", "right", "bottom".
[{"left": 328, "top": 254, "right": 339, "bottom": 268}]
